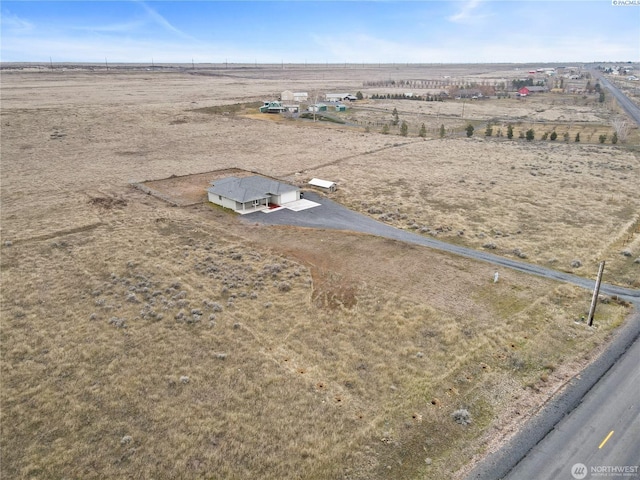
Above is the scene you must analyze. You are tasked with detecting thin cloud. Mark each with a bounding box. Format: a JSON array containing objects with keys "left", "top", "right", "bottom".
[
  {"left": 448, "top": 0, "right": 488, "bottom": 24},
  {"left": 135, "top": 1, "right": 196, "bottom": 41},
  {"left": 1, "top": 11, "right": 35, "bottom": 34},
  {"left": 72, "top": 20, "right": 146, "bottom": 33}
]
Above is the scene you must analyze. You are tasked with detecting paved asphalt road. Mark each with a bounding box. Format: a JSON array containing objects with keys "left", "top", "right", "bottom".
[
  {"left": 244, "top": 191, "right": 640, "bottom": 301},
  {"left": 503, "top": 331, "right": 640, "bottom": 480},
  {"left": 593, "top": 71, "right": 640, "bottom": 126}
]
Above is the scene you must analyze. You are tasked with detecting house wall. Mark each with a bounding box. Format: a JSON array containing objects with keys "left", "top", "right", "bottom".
[
  {"left": 274, "top": 190, "right": 299, "bottom": 205},
  {"left": 208, "top": 192, "right": 238, "bottom": 211}
]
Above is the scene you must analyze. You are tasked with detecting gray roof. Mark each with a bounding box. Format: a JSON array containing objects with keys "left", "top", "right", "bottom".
[{"left": 208, "top": 176, "right": 298, "bottom": 203}]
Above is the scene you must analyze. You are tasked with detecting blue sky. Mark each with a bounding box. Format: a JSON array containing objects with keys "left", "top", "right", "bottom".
[{"left": 1, "top": 1, "right": 639, "bottom": 63}]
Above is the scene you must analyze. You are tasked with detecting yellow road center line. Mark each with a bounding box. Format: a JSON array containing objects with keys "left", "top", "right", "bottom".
[{"left": 599, "top": 430, "right": 614, "bottom": 449}]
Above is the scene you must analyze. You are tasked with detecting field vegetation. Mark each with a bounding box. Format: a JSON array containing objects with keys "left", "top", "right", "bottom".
[{"left": 1, "top": 63, "right": 638, "bottom": 479}]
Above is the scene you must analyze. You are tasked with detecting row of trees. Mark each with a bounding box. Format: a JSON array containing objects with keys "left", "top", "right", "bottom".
[
  {"left": 376, "top": 107, "right": 630, "bottom": 145},
  {"left": 465, "top": 123, "right": 622, "bottom": 144},
  {"left": 370, "top": 93, "right": 445, "bottom": 101}
]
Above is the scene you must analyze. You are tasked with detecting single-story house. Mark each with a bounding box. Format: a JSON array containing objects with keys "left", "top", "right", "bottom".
[
  {"left": 518, "top": 86, "right": 547, "bottom": 96},
  {"left": 325, "top": 93, "right": 357, "bottom": 102},
  {"left": 308, "top": 178, "right": 337, "bottom": 192},
  {"left": 208, "top": 176, "right": 300, "bottom": 212},
  {"left": 259, "top": 101, "right": 287, "bottom": 113}
]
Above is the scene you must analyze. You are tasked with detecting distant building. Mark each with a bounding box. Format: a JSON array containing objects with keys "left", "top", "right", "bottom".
[
  {"left": 325, "top": 93, "right": 357, "bottom": 102},
  {"left": 281, "top": 91, "right": 308, "bottom": 102},
  {"left": 518, "top": 86, "right": 547, "bottom": 96},
  {"left": 308, "top": 103, "right": 327, "bottom": 112},
  {"left": 259, "top": 101, "right": 287, "bottom": 113}
]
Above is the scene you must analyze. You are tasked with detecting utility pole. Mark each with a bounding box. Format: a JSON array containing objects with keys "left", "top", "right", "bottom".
[{"left": 587, "top": 261, "right": 606, "bottom": 326}]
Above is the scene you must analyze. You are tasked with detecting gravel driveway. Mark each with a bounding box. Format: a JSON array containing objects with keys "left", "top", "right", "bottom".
[{"left": 242, "top": 191, "right": 640, "bottom": 301}]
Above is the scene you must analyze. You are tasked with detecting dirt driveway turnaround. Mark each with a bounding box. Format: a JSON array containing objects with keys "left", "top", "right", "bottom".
[{"left": 243, "top": 191, "right": 640, "bottom": 301}]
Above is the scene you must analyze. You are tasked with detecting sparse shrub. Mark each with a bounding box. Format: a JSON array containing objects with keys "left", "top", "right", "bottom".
[
  {"left": 400, "top": 121, "right": 408, "bottom": 136},
  {"left": 512, "top": 248, "right": 527, "bottom": 259},
  {"left": 264, "top": 263, "right": 282, "bottom": 277},
  {"left": 210, "top": 302, "right": 223, "bottom": 312},
  {"left": 451, "top": 409, "right": 472, "bottom": 425},
  {"left": 465, "top": 124, "right": 474, "bottom": 137},
  {"left": 570, "top": 259, "right": 582, "bottom": 268},
  {"left": 525, "top": 129, "right": 535, "bottom": 141},
  {"left": 485, "top": 124, "right": 493, "bottom": 137},
  {"left": 419, "top": 123, "right": 427, "bottom": 138},
  {"left": 550, "top": 131, "right": 557, "bottom": 141},
  {"left": 507, "top": 124, "right": 514, "bottom": 139},
  {"left": 541, "top": 132, "right": 548, "bottom": 140},
  {"left": 439, "top": 124, "right": 446, "bottom": 138},
  {"left": 612, "top": 132, "right": 618, "bottom": 144},
  {"left": 108, "top": 317, "right": 127, "bottom": 328},
  {"left": 598, "top": 134, "right": 607, "bottom": 144},
  {"left": 278, "top": 281, "right": 291, "bottom": 292},
  {"left": 126, "top": 293, "right": 139, "bottom": 303},
  {"left": 120, "top": 435, "right": 133, "bottom": 445},
  {"left": 621, "top": 249, "right": 632, "bottom": 257},
  {"left": 575, "top": 133, "right": 580, "bottom": 142},
  {"left": 483, "top": 242, "right": 497, "bottom": 249},
  {"left": 180, "top": 376, "right": 190, "bottom": 384},
  {"left": 215, "top": 353, "right": 227, "bottom": 360}
]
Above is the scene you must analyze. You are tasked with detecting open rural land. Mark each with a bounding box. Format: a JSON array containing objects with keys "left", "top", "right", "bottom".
[{"left": 1, "top": 63, "right": 639, "bottom": 479}]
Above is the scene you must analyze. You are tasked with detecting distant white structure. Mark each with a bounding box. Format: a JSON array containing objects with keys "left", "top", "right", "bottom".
[
  {"left": 281, "top": 91, "right": 308, "bottom": 102},
  {"left": 308, "top": 178, "right": 337, "bottom": 192},
  {"left": 494, "top": 272, "right": 500, "bottom": 283},
  {"left": 325, "top": 93, "right": 357, "bottom": 102}
]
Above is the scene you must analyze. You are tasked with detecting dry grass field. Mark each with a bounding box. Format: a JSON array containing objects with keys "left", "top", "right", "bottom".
[{"left": 1, "top": 64, "right": 638, "bottom": 479}]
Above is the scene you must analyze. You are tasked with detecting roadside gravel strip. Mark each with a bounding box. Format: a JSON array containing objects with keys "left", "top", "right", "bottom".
[
  {"left": 244, "top": 191, "right": 640, "bottom": 301},
  {"left": 465, "top": 310, "right": 640, "bottom": 480}
]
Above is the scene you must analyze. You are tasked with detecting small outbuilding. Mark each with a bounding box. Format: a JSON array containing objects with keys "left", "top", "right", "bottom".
[
  {"left": 308, "top": 178, "right": 337, "bottom": 192},
  {"left": 308, "top": 103, "right": 327, "bottom": 112}
]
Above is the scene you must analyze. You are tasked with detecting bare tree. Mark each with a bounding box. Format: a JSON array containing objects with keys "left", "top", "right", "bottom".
[{"left": 611, "top": 117, "right": 630, "bottom": 144}]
